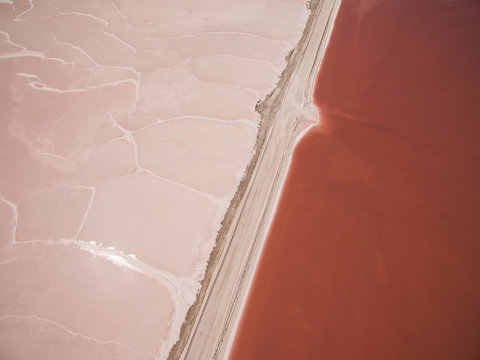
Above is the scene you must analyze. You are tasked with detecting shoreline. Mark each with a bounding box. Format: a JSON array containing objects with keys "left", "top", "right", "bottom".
[
  {"left": 230, "top": 0, "right": 480, "bottom": 358},
  {"left": 168, "top": 1, "right": 341, "bottom": 359},
  {"left": 224, "top": 1, "right": 342, "bottom": 357}
]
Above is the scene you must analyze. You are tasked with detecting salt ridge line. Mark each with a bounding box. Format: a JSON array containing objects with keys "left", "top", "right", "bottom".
[
  {"left": 3, "top": 237, "right": 198, "bottom": 359},
  {"left": 0, "top": 314, "right": 138, "bottom": 355}
]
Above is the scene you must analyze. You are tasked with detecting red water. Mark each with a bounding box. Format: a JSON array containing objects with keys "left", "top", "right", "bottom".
[{"left": 229, "top": 0, "right": 480, "bottom": 359}]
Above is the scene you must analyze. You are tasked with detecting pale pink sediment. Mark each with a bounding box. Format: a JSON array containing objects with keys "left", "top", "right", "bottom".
[{"left": 0, "top": 0, "right": 309, "bottom": 358}]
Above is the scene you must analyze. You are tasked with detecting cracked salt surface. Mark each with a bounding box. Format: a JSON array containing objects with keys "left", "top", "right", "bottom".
[{"left": 0, "top": 0, "right": 309, "bottom": 358}]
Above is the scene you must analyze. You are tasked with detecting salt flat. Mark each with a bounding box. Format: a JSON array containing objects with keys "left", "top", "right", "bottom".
[{"left": 0, "top": 0, "right": 309, "bottom": 359}]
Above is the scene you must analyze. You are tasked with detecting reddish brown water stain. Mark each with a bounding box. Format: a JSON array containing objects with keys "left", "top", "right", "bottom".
[{"left": 230, "top": 1, "right": 480, "bottom": 359}]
